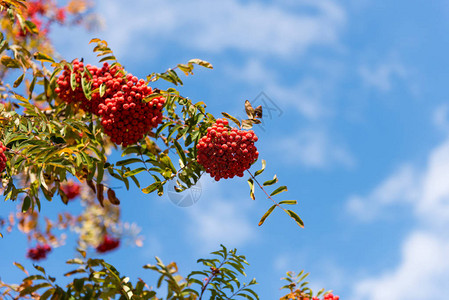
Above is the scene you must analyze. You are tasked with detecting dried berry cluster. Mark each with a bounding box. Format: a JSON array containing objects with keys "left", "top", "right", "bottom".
[
  {"left": 196, "top": 118, "right": 259, "bottom": 181},
  {"left": 0, "top": 142, "right": 7, "bottom": 172},
  {"left": 96, "top": 235, "right": 120, "bottom": 253},
  {"left": 60, "top": 181, "right": 81, "bottom": 200},
  {"left": 55, "top": 60, "right": 165, "bottom": 146},
  {"left": 26, "top": 244, "right": 51, "bottom": 261}
]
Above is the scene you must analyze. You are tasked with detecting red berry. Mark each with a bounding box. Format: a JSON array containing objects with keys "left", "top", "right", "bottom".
[
  {"left": 196, "top": 119, "right": 259, "bottom": 181},
  {"left": 27, "top": 244, "right": 52, "bottom": 261},
  {"left": 0, "top": 142, "right": 7, "bottom": 172},
  {"left": 98, "top": 74, "right": 165, "bottom": 146},
  {"left": 96, "top": 235, "right": 120, "bottom": 253},
  {"left": 60, "top": 180, "right": 81, "bottom": 200}
]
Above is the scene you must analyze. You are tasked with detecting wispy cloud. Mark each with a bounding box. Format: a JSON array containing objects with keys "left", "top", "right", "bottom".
[
  {"left": 347, "top": 135, "right": 449, "bottom": 298},
  {"left": 96, "top": 0, "right": 345, "bottom": 58},
  {"left": 346, "top": 165, "right": 419, "bottom": 221},
  {"left": 346, "top": 137, "right": 449, "bottom": 224},
  {"left": 352, "top": 231, "right": 449, "bottom": 300},
  {"left": 359, "top": 61, "right": 407, "bottom": 92},
  {"left": 276, "top": 128, "right": 355, "bottom": 169},
  {"left": 433, "top": 104, "right": 449, "bottom": 133}
]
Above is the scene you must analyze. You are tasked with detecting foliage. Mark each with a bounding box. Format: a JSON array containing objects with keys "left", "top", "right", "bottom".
[
  {"left": 0, "top": 0, "right": 339, "bottom": 299},
  {"left": 0, "top": 246, "right": 259, "bottom": 300}
]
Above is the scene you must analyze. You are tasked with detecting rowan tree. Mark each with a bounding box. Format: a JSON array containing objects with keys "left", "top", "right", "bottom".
[{"left": 0, "top": 1, "right": 339, "bottom": 299}]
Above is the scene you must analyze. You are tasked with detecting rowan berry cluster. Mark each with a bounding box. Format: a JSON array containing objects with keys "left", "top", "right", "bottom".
[
  {"left": 0, "top": 142, "right": 7, "bottom": 172},
  {"left": 17, "top": 0, "right": 66, "bottom": 37},
  {"left": 96, "top": 235, "right": 120, "bottom": 253},
  {"left": 60, "top": 181, "right": 81, "bottom": 200},
  {"left": 55, "top": 60, "right": 165, "bottom": 146},
  {"left": 26, "top": 244, "right": 51, "bottom": 261},
  {"left": 55, "top": 59, "right": 123, "bottom": 114},
  {"left": 196, "top": 118, "right": 259, "bottom": 181},
  {"left": 98, "top": 74, "right": 165, "bottom": 146},
  {"left": 306, "top": 293, "right": 339, "bottom": 300},
  {"left": 323, "top": 293, "right": 339, "bottom": 300}
]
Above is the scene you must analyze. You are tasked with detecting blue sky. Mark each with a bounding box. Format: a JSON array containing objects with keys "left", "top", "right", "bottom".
[{"left": 2, "top": 0, "right": 449, "bottom": 299}]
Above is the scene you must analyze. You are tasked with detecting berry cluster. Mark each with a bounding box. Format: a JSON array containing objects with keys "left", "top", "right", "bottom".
[
  {"left": 0, "top": 142, "right": 7, "bottom": 172},
  {"left": 26, "top": 244, "right": 51, "bottom": 261},
  {"left": 306, "top": 293, "right": 339, "bottom": 300},
  {"left": 196, "top": 119, "right": 259, "bottom": 181},
  {"left": 60, "top": 180, "right": 81, "bottom": 200},
  {"left": 98, "top": 74, "right": 165, "bottom": 146},
  {"left": 55, "top": 59, "right": 123, "bottom": 114},
  {"left": 55, "top": 60, "right": 165, "bottom": 146},
  {"left": 17, "top": 0, "right": 67, "bottom": 37},
  {"left": 323, "top": 293, "right": 339, "bottom": 300},
  {"left": 96, "top": 235, "right": 120, "bottom": 253}
]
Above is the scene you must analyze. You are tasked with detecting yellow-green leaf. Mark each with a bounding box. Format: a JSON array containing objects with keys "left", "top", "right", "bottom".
[
  {"left": 263, "top": 175, "right": 278, "bottom": 186},
  {"left": 33, "top": 52, "right": 55, "bottom": 63},
  {"left": 254, "top": 159, "right": 266, "bottom": 176},
  {"left": 279, "top": 200, "right": 297, "bottom": 205},
  {"left": 258, "top": 204, "right": 276, "bottom": 226},
  {"left": 222, "top": 112, "right": 241, "bottom": 128},
  {"left": 286, "top": 209, "right": 304, "bottom": 228},
  {"left": 270, "top": 185, "right": 288, "bottom": 197},
  {"left": 247, "top": 178, "right": 255, "bottom": 200}
]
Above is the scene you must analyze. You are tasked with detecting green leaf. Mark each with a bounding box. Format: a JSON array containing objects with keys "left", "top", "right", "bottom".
[
  {"left": 254, "top": 159, "right": 266, "bottom": 176},
  {"left": 279, "top": 200, "right": 297, "bottom": 205},
  {"left": 1, "top": 56, "right": 20, "bottom": 68},
  {"left": 13, "top": 73, "right": 24, "bottom": 88},
  {"left": 258, "top": 204, "right": 276, "bottom": 226},
  {"left": 286, "top": 209, "right": 304, "bottom": 228},
  {"left": 142, "top": 182, "right": 160, "bottom": 194},
  {"left": 20, "top": 283, "right": 52, "bottom": 296},
  {"left": 29, "top": 75, "right": 36, "bottom": 96},
  {"left": 97, "top": 161, "right": 104, "bottom": 182},
  {"left": 22, "top": 196, "right": 31, "bottom": 212},
  {"left": 70, "top": 71, "right": 76, "bottom": 91},
  {"left": 123, "top": 167, "right": 147, "bottom": 178},
  {"left": 221, "top": 112, "right": 241, "bottom": 128},
  {"left": 116, "top": 158, "right": 143, "bottom": 167},
  {"left": 99, "top": 55, "right": 116, "bottom": 62},
  {"left": 263, "top": 175, "right": 278, "bottom": 186},
  {"left": 99, "top": 83, "right": 106, "bottom": 97},
  {"left": 33, "top": 52, "right": 55, "bottom": 63},
  {"left": 173, "top": 140, "right": 187, "bottom": 166},
  {"left": 247, "top": 178, "right": 255, "bottom": 200},
  {"left": 270, "top": 186, "right": 288, "bottom": 197},
  {"left": 13, "top": 262, "right": 28, "bottom": 274},
  {"left": 39, "top": 289, "right": 55, "bottom": 300}
]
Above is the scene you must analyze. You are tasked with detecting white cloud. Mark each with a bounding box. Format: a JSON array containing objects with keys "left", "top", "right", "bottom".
[
  {"left": 416, "top": 138, "right": 449, "bottom": 225},
  {"left": 359, "top": 61, "right": 407, "bottom": 92},
  {"left": 226, "top": 60, "right": 333, "bottom": 119},
  {"left": 346, "top": 137, "right": 449, "bottom": 224},
  {"left": 352, "top": 231, "right": 449, "bottom": 300},
  {"left": 347, "top": 136, "right": 449, "bottom": 298},
  {"left": 97, "top": 0, "right": 345, "bottom": 58},
  {"left": 277, "top": 128, "right": 355, "bottom": 169},
  {"left": 346, "top": 165, "right": 419, "bottom": 221},
  {"left": 433, "top": 104, "right": 449, "bottom": 133}
]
